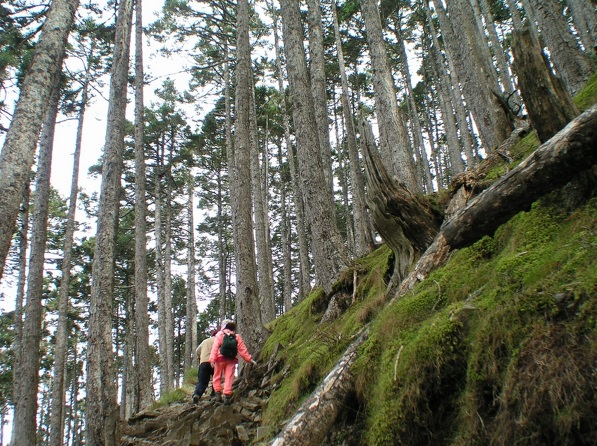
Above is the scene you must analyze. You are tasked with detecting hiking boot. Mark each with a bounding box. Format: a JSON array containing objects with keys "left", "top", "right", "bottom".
[
  {"left": 214, "top": 392, "right": 222, "bottom": 403},
  {"left": 223, "top": 395, "right": 231, "bottom": 406},
  {"left": 192, "top": 394, "right": 200, "bottom": 404}
]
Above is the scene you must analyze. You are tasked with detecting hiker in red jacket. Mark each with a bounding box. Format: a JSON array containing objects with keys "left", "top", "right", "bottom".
[{"left": 209, "top": 319, "right": 256, "bottom": 405}]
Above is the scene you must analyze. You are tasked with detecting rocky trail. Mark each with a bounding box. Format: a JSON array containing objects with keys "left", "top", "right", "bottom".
[{"left": 119, "top": 362, "right": 279, "bottom": 446}]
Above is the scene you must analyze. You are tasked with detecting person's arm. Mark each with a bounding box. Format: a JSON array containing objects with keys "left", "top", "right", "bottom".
[{"left": 236, "top": 335, "right": 254, "bottom": 363}]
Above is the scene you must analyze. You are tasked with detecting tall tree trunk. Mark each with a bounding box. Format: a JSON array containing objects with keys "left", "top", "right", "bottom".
[
  {"left": 567, "top": 0, "right": 597, "bottom": 54},
  {"left": 12, "top": 81, "right": 60, "bottom": 446},
  {"left": 221, "top": 37, "right": 232, "bottom": 321},
  {"left": 392, "top": 14, "right": 434, "bottom": 192},
  {"left": 163, "top": 162, "right": 175, "bottom": 388},
  {"left": 154, "top": 152, "right": 170, "bottom": 395},
  {"left": 359, "top": 0, "right": 419, "bottom": 191},
  {"left": 331, "top": 0, "right": 374, "bottom": 257},
  {"left": 279, "top": 0, "right": 348, "bottom": 293},
  {"left": 426, "top": 0, "right": 476, "bottom": 167},
  {"left": 477, "top": 0, "right": 518, "bottom": 96},
  {"left": 49, "top": 68, "right": 88, "bottom": 446},
  {"left": 277, "top": 144, "right": 293, "bottom": 312},
  {"left": 12, "top": 181, "right": 29, "bottom": 412},
  {"left": 233, "top": 0, "right": 264, "bottom": 353},
  {"left": 269, "top": 2, "right": 311, "bottom": 300},
  {"left": 250, "top": 80, "right": 276, "bottom": 324},
  {"left": 421, "top": 2, "right": 466, "bottom": 176},
  {"left": 511, "top": 26, "right": 581, "bottom": 143},
  {"left": 85, "top": 1, "right": 133, "bottom": 444},
  {"left": 441, "top": 0, "right": 512, "bottom": 152},
  {"left": 185, "top": 176, "right": 198, "bottom": 371},
  {"left": 0, "top": 0, "right": 78, "bottom": 279},
  {"left": 524, "top": 0, "right": 594, "bottom": 95},
  {"left": 132, "top": 0, "right": 153, "bottom": 413},
  {"left": 306, "top": 0, "right": 335, "bottom": 197}
]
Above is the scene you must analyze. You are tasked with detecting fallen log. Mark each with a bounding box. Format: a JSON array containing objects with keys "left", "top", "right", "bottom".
[
  {"left": 441, "top": 103, "right": 597, "bottom": 250},
  {"left": 269, "top": 329, "right": 369, "bottom": 446},
  {"left": 399, "top": 103, "right": 597, "bottom": 298}
]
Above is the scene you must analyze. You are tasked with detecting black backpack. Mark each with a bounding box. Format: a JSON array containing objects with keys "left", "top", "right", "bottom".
[{"left": 220, "top": 332, "right": 238, "bottom": 358}]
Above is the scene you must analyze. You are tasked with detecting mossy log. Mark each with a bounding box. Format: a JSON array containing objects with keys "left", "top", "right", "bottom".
[
  {"left": 399, "top": 103, "right": 597, "bottom": 296},
  {"left": 268, "top": 329, "right": 368, "bottom": 446}
]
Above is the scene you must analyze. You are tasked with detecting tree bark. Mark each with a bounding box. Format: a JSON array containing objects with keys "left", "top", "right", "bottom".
[
  {"left": 524, "top": 0, "right": 593, "bottom": 95},
  {"left": 360, "top": 0, "right": 419, "bottom": 191},
  {"left": 132, "top": 0, "right": 153, "bottom": 413},
  {"left": 12, "top": 81, "right": 60, "bottom": 446},
  {"left": 567, "top": 0, "right": 597, "bottom": 55},
  {"left": 511, "top": 27, "right": 580, "bottom": 144},
  {"left": 330, "top": 0, "right": 373, "bottom": 257},
  {"left": 359, "top": 112, "right": 442, "bottom": 283},
  {"left": 306, "top": 0, "right": 335, "bottom": 198},
  {"left": 442, "top": 0, "right": 512, "bottom": 152},
  {"left": 233, "top": 0, "right": 265, "bottom": 353},
  {"left": 49, "top": 66, "right": 88, "bottom": 445},
  {"left": 85, "top": 1, "right": 133, "bottom": 444},
  {"left": 250, "top": 79, "right": 276, "bottom": 325},
  {"left": 441, "top": 104, "right": 597, "bottom": 250},
  {"left": 0, "top": 0, "right": 79, "bottom": 280},
  {"left": 185, "top": 176, "right": 198, "bottom": 371},
  {"left": 279, "top": 0, "right": 348, "bottom": 293},
  {"left": 269, "top": 2, "right": 311, "bottom": 301}
]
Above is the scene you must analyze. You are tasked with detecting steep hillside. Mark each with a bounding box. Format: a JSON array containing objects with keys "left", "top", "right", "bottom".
[
  {"left": 259, "top": 186, "right": 597, "bottom": 446},
  {"left": 119, "top": 74, "right": 597, "bottom": 446}
]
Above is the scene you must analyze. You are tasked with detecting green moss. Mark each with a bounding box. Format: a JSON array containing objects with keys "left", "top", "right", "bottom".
[
  {"left": 151, "top": 388, "right": 189, "bottom": 409},
  {"left": 574, "top": 70, "right": 597, "bottom": 111},
  {"left": 259, "top": 195, "right": 597, "bottom": 445}
]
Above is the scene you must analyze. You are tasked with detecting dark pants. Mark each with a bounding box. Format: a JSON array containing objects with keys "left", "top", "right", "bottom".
[{"left": 194, "top": 362, "right": 214, "bottom": 398}]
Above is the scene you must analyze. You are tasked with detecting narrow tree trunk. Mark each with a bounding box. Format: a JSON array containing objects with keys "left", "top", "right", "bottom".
[
  {"left": 221, "top": 37, "right": 232, "bottom": 321},
  {"left": 185, "top": 176, "right": 198, "bottom": 371},
  {"left": 132, "top": 0, "right": 153, "bottom": 413},
  {"left": 279, "top": 0, "right": 348, "bottom": 292},
  {"left": 250, "top": 80, "right": 276, "bottom": 325},
  {"left": 12, "top": 181, "right": 29, "bottom": 411},
  {"left": 269, "top": 2, "right": 311, "bottom": 300},
  {"left": 306, "top": 0, "right": 335, "bottom": 197},
  {"left": 163, "top": 166, "right": 175, "bottom": 388},
  {"left": 85, "top": 1, "right": 133, "bottom": 443},
  {"left": 277, "top": 144, "right": 293, "bottom": 313},
  {"left": 233, "top": 0, "right": 264, "bottom": 352},
  {"left": 0, "top": 0, "right": 79, "bottom": 278},
  {"left": 12, "top": 81, "right": 60, "bottom": 446},
  {"left": 360, "top": 0, "right": 419, "bottom": 191},
  {"left": 154, "top": 153, "right": 170, "bottom": 394},
  {"left": 421, "top": 3, "right": 465, "bottom": 175},
  {"left": 442, "top": 0, "right": 512, "bottom": 152},
  {"left": 331, "top": 0, "right": 374, "bottom": 257},
  {"left": 49, "top": 68, "right": 88, "bottom": 446}
]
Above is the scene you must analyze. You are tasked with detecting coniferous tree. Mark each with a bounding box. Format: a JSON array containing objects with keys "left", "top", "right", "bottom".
[
  {"left": 0, "top": 0, "right": 79, "bottom": 281},
  {"left": 85, "top": 0, "right": 133, "bottom": 443}
]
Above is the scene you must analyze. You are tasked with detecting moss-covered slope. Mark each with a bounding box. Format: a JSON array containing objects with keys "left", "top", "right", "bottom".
[{"left": 260, "top": 191, "right": 597, "bottom": 446}]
